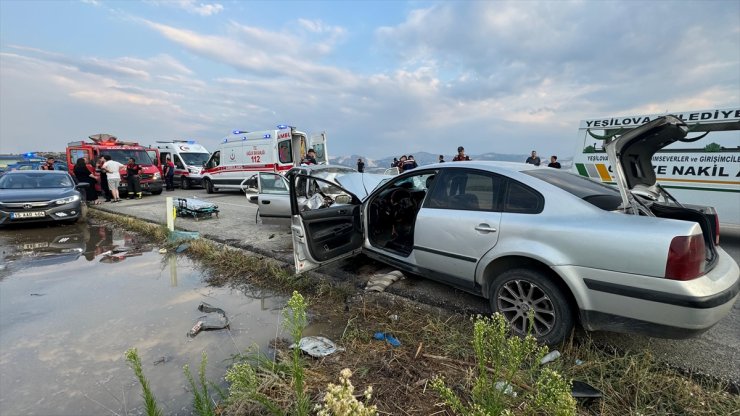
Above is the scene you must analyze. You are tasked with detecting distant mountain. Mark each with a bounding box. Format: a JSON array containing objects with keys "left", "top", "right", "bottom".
[{"left": 330, "top": 151, "right": 533, "bottom": 168}]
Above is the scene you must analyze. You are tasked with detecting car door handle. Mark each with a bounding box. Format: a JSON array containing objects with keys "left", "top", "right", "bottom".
[
  {"left": 261, "top": 200, "right": 271, "bottom": 205},
  {"left": 337, "top": 209, "right": 347, "bottom": 215},
  {"left": 475, "top": 224, "right": 497, "bottom": 233}
]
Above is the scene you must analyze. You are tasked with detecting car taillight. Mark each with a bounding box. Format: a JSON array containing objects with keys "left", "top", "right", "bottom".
[
  {"left": 665, "top": 235, "right": 706, "bottom": 281},
  {"left": 714, "top": 214, "right": 720, "bottom": 246}
]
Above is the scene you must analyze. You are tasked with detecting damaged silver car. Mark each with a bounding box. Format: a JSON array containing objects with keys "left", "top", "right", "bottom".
[{"left": 289, "top": 116, "right": 739, "bottom": 345}]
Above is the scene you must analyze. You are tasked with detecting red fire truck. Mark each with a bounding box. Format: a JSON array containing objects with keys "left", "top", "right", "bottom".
[{"left": 66, "top": 134, "right": 164, "bottom": 196}]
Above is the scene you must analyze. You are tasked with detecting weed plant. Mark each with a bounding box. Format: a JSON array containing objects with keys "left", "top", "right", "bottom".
[
  {"left": 431, "top": 314, "right": 576, "bottom": 416},
  {"left": 124, "top": 348, "right": 163, "bottom": 416}
]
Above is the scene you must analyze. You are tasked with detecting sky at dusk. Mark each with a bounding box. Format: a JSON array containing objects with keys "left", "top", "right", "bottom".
[{"left": 1, "top": 0, "right": 738, "bottom": 159}]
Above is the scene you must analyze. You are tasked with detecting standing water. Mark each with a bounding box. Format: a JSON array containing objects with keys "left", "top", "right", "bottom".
[{"left": 0, "top": 223, "right": 285, "bottom": 416}]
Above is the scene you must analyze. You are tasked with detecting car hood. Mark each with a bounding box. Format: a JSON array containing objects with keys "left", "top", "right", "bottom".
[
  {"left": 0, "top": 188, "right": 76, "bottom": 203},
  {"left": 335, "top": 173, "right": 390, "bottom": 200},
  {"left": 605, "top": 115, "right": 689, "bottom": 208}
]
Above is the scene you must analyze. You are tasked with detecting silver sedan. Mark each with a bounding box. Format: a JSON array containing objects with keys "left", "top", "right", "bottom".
[{"left": 290, "top": 117, "right": 739, "bottom": 345}]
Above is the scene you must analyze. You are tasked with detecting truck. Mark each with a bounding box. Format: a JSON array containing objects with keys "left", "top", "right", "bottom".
[
  {"left": 66, "top": 134, "right": 164, "bottom": 196},
  {"left": 152, "top": 140, "right": 210, "bottom": 189},
  {"left": 572, "top": 108, "right": 740, "bottom": 225},
  {"left": 201, "top": 125, "right": 328, "bottom": 193}
]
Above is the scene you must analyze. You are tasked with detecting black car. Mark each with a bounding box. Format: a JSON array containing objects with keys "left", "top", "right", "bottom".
[{"left": 0, "top": 171, "right": 87, "bottom": 226}]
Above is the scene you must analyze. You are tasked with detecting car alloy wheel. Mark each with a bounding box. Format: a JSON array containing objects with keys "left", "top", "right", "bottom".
[{"left": 489, "top": 268, "right": 573, "bottom": 345}]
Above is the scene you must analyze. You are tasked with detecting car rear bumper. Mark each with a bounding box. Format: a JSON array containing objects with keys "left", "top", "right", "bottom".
[{"left": 556, "top": 249, "right": 739, "bottom": 337}]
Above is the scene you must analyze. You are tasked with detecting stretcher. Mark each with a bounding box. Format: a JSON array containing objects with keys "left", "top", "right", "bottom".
[{"left": 175, "top": 198, "right": 219, "bottom": 220}]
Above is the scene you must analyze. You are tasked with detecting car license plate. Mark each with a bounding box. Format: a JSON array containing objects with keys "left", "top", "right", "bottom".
[
  {"left": 11, "top": 211, "right": 46, "bottom": 219},
  {"left": 22, "top": 242, "right": 49, "bottom": 249}
]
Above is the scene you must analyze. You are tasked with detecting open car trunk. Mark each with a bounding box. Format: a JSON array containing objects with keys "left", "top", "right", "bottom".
[{"left": 605, "top": 115, "right": 720, "bottom": 270}]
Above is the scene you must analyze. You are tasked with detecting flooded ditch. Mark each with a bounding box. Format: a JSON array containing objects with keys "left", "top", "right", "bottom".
[{"left": 0, "top": 222, "right": 285, "bottom": 416}]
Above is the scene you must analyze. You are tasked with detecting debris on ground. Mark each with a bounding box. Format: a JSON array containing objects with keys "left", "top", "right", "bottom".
[
  {"left": 365, "top": 270, "right": 404, "bottom": 292},
  {"left": 175, "top": 243, "right": 190, "bottom": 253},
  {"left": 540, "top": 350, "right": 561, "bottom": 365},
  {"left": 158, "top": 248, "right": 167, "bottom": 254},
  {"left": 187, "top": 302, "right": 230, "bottom": 337},
  {"left": 575, "top": 359, "right": 584, "bottom": 366},
  {"left": 494, "top": 381, "right": 517, "bottom": 397},
  {"left": 168, "top": 230, "right": 200, "bottom": 242},
  {"left": 571, "top": 380, "right": 603, "bottom": 399},
  {"left": 289, "top": 336, "right": 345, "bottom": 358},
  {"left": 373, "top": 331, "right": 401, "bottom": 347}
]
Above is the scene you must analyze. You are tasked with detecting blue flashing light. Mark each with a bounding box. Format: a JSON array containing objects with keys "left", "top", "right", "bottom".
[
  {"left": 242, "top": 137, "right": 247, "bottom": 141},
  {"left": 233, "top": 129, "right": 249, "bottom": 135},
  {"left": 187, "top": 140, "right": 195, "bottom": 144},
  {"left": 25, "top": 152, "right": 35, "bottom": 158},
  {"left": 223, "top": 138, "right": 228, "bottom": 143},
  {"left": 276, "top": 124, "right": 287, "bottom": 130},
  {"left": 263, "top": 134, "right": 271, "bottom": 139}
]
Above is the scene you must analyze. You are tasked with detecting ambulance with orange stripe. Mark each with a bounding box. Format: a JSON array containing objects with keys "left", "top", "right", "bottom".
[
  {"left": 572, "top": 108, "right": 740, "bottom": 225},
  {"left": 201, "top": 125, "right": 328, "bottom": 194}
]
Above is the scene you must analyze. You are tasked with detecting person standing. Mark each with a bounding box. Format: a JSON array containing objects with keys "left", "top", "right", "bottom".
[
  {"left": 525, "top": 150, "right": 541, "bottom": 166},
  {"left": 357, "top": 158, "right": 365, "bottom": 173},
  {"left": 403, "top": 155, "right": 418, "bottom": 171},
  {"left": 438, "top": 155, "right": 445, "bottom": 163},
  {"left": 40, "top": 156, "right": 56, "bottom": 170},
  {"left": 102, "top": 155, "right": 124, "bottom": 202},
  {"left": 301, "top": 149, "right": 317, "bottom": 165},
  {"left": 97, "top": 156, "right": 112, "bottom": 202},
  {"left": 453, "top": 146, "right": 471, "bottom": 161},
  {"left": 548, "top": 155, "right": 561, "bottom": 169},
  {"left": 73, "top": 157, "right": 99, "bottom": 205},
  {"left": 126, "top": 157, "right": 143, "bottom": 199},
  {"left": 391, "top": 158, "right": 399, "bottom": 168},
  {"left": 164, "top": 156, "right": 175, "bottom": 191}
]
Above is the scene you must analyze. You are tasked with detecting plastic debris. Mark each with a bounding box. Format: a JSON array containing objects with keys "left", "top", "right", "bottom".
[
  {"left": 187, "top": 302, "right": 230, "bottom": 337},
  {"left": 571, "top": 380, "right": 602, "bottom": 399},
  {"left": 168, "top": 230, "right": 200, "bottom": 242},
  {"left": 365, "top": 270, "right": 404, "bottom": 292},
  {"left": 389, "top": 314, "right": 399, "bottom": 321},
  {"left": 289, "top": 336, "right": 345, "bottom": 358},
  {"left": 494, "top": 381, "right": 517, "bottom": 397},
  {"left": 373, "top": 331, "right": 401, "bottom": 347},
  {"left": 175, "top": 243, "right": 190, "bottom": 253},
  {"left": 575, "top": 359, "right": 584, "bottom": 366},
  {"left": 158, "top": 248, "right": 167, "bottom": 254},
  {"left": 540, "top": 350, "right": 561, "bottom": 365}
]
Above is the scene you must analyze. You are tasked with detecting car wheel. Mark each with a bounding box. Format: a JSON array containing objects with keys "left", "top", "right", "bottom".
[
  {"left": 181, "top": 177, "right": 190, "bottom": 190},
  {"left": 488, "top": 268, "right": 573, "bottom": 345},
  {"left": 151, "top": 189, "right": 163, "bottom": 195},
  {"left": 204, "top": 178, "right": 214, "bottom": 194}
]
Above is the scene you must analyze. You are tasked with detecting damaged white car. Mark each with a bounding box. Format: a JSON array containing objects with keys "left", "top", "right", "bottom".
[{"left": 289, "top": 116, "right": 739, "bottom": 345}]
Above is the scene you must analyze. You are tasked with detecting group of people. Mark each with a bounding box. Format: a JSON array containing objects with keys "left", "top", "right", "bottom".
[
  {"left": 390, "top": 155, "right": 419, "bottom": 173},
  {"left": 525, "top": 150, "right": 561, "bottom": 169},
  {"left": 70, "top": 155, "right": 146, "bottom": 205}
]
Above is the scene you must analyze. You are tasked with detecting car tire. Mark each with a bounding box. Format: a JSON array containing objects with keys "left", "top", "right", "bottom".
[
  {"left": 181, "top": 177, "right": 190, "bottom": 190},
  {"left": 204, "top": 178, "right": 214, "bottom": 194},
  {"left": 151, "top": 189, "right": 163, "bottom": 195},
  {"left": 488, "top": 268, "right": 573, "bottom": 346}
]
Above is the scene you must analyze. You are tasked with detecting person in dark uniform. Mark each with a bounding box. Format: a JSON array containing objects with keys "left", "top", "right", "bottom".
[
  {"left": 126, "top": 157, "right": 143, "bottom": 199},
  {"left": 357, "top": 158, "right": 365, "bottom": 172}
]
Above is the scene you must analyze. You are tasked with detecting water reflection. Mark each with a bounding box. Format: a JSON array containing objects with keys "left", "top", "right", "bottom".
[{"left": 0, "top": 222, "right": 285, "bottom": 416}]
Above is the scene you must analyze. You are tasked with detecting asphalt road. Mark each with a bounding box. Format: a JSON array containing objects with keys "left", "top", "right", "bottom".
[{"left": 93, "top": 188, "right": 740, "bottom": 387}]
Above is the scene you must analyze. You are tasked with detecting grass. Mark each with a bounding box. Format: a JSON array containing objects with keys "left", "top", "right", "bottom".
[{"left": 93, "top": 211, "right": 739, "bottom": 415}]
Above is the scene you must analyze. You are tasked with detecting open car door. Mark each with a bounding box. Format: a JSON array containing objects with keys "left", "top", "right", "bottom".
[
  {"left": 255, "top": 172, "right": 291, "bottom": 221},
  {"left": 290, "top": 173, "right": 363, "bottom": 274},
  {"left": 309, "top": 132, "right": 328, "bottom": 164}
]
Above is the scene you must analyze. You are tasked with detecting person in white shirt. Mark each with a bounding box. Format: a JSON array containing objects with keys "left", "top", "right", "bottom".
[{"left": 102, "top": 155, "right": 124, "bottom": 202}]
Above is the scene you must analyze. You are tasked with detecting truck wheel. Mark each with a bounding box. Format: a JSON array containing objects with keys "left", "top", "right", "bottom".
[
  {"left": 181, "top": 177, "right": 190, "bottom": 190},
  {"left": 488, "top": 268, "right": 573, "bottom": 346},
  {"left": 204, "top": 178, "right": 214, "bottom": 194}
]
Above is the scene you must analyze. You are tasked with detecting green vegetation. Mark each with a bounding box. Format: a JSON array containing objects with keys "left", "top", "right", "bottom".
[
  {"left": 183, "top": 352, "right": 223, "bottom": 416},
  {"left": 100, "top": 213, "right": 739, "bottom": 415},
  {"left": 125, "top": 348, "right": 163, "bottom": 416},
  {"left": 431, "top": 314, "right": 576, "bottom": 416}
]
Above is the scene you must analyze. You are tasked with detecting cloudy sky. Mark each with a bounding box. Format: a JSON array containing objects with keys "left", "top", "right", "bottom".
[{"left": 1, "top": 0, "right": 738, "bottom": 159}]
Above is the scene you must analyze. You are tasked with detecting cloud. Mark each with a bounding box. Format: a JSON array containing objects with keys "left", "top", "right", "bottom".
[{"left": 151, "top": 0, "right": 223, "bottom": 16}]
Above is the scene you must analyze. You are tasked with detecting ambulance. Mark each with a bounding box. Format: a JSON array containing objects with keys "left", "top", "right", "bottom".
[
  {"left": 152, "top": 140, "right": 211, "bottom": 189},
  {"left": 572, "top": 108, "right": 740, "bottom": 225},
  {"left": 201, "top": 125, "right": 328, "bottom": 193}
]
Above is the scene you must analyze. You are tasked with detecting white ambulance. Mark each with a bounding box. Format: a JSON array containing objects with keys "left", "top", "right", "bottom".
[
  {"left": 153, "top": 140, "right": 211, "bottom": 189},
  {"left": 201, "top": 125, "right": 328, "bottom": 193},
  {"left": 572, "top": 108, "right": 740, "bottom": 225}
]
